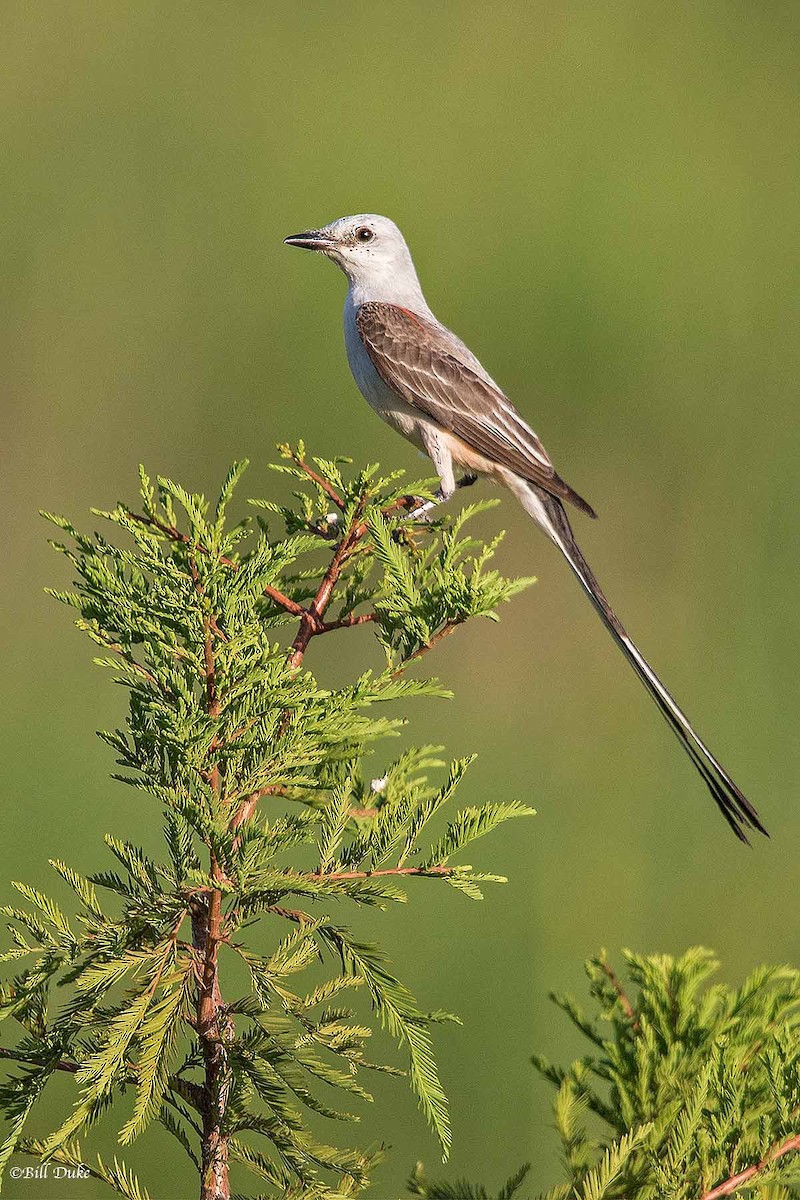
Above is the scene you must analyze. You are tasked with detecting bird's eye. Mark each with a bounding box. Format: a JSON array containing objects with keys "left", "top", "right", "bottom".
[{"left": 355, "top": 227, "right": 374, "bottom": 243}]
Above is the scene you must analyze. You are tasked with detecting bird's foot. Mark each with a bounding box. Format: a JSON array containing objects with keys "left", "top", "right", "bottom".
[
  {"left": 405, "top": 474, "right": 478, "bottom": 522},
  {"left": 457, "top": 472, "right": 478, "bottom": 490},
  {"left": 406, "top": 495, "right": 442, "bottom": 522}
]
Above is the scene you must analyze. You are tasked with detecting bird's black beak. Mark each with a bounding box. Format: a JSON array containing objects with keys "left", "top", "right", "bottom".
[{"left": 283, "top": 230, "right": 335, "bottom": 251}]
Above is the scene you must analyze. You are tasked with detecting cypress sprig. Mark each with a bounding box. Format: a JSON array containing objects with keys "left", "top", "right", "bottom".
[
  {"left": 413, "top": 947, "right": 800, "bottom": 1200},
  {"left": 0, "top": 447, "right": 536, "bottom": 1199}
]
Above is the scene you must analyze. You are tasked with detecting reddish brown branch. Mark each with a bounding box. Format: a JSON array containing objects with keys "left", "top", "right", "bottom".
[
  {"left": 264, "top": 905, "right": 314, "bottom": 924},
  {"left": 350, "top": 493, "right": 418, "bottom": 540},
  {"left": 284, "top": 494, "right": 420, "bottom": 670},
  {"left": 0, "top": 1045, "right": 80, "bottom": 1074},
  {"left": 318, "top": 611, "right": 377, "bottom": 633},
  {"left": 317, "top": 864, "right": 454, "bottom": 881},
  {"left": 191, "top": 891, "right": 232, "bottom": 1200},
  {"left": 190, "top": 568, "right": 233, "bottom": 1200},
  {"left": 392, "top": 620, "right": 462, "bottom": 677},
  {"left": 598, "top": 957, "right": 641, "bottom": 1034},
  {"left": 291, "top": 454, "right": 346, "bottom": 511},
  {"left": 260, "top": 587, "right": 305, "bottom": 617},
  {"left": 229, "top": 785, "right": 288, "bottom": 833},
  {"left": 698, "top": 1133, "right": 800, "bottom": 1199},
  {"left": 287, "top": 503, "right": 368, "bottom": 670},
  {"left": 91, "top": 632, "right": 159, "bottom": 685}
]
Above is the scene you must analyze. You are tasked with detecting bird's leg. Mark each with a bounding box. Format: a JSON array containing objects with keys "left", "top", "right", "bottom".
[
  {"left": 407, "top": 474, "right": 479, "bottom": 521},
  {"left": 407, "top": 489, "right": 449, "bottom": 521},
  {"left": 407, "top": 432, "right": 457, "bottom": 521}
]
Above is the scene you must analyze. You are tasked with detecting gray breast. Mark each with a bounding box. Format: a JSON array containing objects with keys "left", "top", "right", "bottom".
[
  {"left": 343, "top": 299, "right": 394, "bottom": 408},
  {"left": 342, "top": 298, "right": 434, "bottom": 447}
]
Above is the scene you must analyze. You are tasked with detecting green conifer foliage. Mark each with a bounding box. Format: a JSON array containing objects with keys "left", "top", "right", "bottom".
[
  {"left": 412, "top": 948, "right": 800, "bottom": 1199},
  {"left": 0, "top": 448, "right": 535, "bottom": 1200}
]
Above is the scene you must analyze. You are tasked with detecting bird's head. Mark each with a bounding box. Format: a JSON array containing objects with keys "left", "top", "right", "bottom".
[{"left": 284, "top": 214, "right": 417, "bottom": 290}]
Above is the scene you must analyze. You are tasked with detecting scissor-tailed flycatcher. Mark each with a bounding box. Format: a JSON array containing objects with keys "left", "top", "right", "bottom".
[{"left": 285, "top": 213, "right": 766, "bottom": 842}]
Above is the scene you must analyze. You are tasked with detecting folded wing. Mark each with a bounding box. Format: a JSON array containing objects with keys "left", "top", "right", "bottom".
[{"left": 355, "top": 300, "right": 596, "bottom": 518}]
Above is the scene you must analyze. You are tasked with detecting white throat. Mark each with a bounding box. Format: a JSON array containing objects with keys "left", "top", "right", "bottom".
[
  {"left": 348, "top": 275, "right": 431, "bottom": 314},
  {"left": 344, "top": 255, "right": 433, "bottom": 316}
]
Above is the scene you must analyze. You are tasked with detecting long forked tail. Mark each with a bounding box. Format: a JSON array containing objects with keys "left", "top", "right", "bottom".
[{"left": 518, "top": 484, "right": 767, "bottom": 843}]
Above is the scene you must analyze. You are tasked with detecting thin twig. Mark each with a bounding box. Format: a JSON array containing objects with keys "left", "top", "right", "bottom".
[
  {"left": 264, "top": 905, "right": 314, "bottom": 924},
  {"left": 318, "top": 611, "right": 377, "bottom": 633},
  {"left": 0, "top": 1045, "right": 205, "bottom": 1113},
  {"left": 698, "top": 1132, "right": 800, "bottom": 1199},
  {"left": 0, "top": 1046, "right": 80, "bottom": 1074},
  {"left": 287, "top": 499, "right": 368, "bottom": 670},
  {"left": 598, "top": 957, "right": 642, "bottom": 1034},
  {"left": 350, "top": 493, "right": 418, "bottom": 540},
  {"left": 392, "top": 620, "right": 462, "bottom": 678},
  {"left": 291, "top": 454, "right": 346, "bottom": 512},
  {"left": 316, "top": 865, "right": 455, "bottom": 881},
  {"left": 229, "top": 786, "right": 288, "bottom": 833},
  {"left": 227, "top": 546, "right": 376, "bottom": 832},
  {"left": 90, "top": 632, "right": 158, "bottom": 685}
]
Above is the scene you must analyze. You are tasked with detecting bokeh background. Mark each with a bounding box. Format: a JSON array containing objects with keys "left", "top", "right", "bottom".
[{"left": 2, "top": 2, "right": 799, "bottom": 1196}]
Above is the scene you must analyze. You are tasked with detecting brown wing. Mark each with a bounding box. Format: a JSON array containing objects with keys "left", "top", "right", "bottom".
[{"left": 355, "top": 301, "right": 596, "bottom": 517}]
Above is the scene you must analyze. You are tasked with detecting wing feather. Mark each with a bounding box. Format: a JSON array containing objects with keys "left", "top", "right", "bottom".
[{"left": 355, "top": 301, "right": 596, "bottom": 517}]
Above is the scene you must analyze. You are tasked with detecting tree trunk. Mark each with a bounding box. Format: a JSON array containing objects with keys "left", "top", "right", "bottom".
[{"left": 192, "top": 892, "right": 232, "bottom": 1200}]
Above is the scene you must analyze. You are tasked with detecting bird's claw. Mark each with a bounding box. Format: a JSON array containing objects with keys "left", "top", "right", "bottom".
[
  {"left": 405, "top": 473, "right": 478, "bottom": 521},
  {"left": 406, "top": 496, "right": 441, "bottom": 522}
]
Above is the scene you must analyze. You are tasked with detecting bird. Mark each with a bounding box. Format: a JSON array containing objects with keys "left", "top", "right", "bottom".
[{"left": 284, "top": 213, "right": 766, "bottom": 843}]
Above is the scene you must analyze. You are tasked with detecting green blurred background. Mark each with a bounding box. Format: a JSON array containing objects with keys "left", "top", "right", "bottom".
[{"left": 2, "top": 2, "right": 799, "bottom": 1196}]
